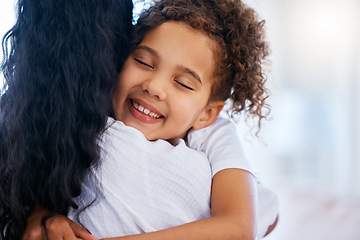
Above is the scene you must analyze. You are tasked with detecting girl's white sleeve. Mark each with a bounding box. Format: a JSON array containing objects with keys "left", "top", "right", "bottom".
[{"left": 187, "top": 117, "right": 254, "bottom": 177}]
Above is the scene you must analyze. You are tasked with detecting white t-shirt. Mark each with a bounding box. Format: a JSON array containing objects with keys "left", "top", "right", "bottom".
[
  {"left": 69, "top": 117, "right": 275, "bottom": 239},
  {"left": 187, "top": 117, "right": 253, "bottom": 177}
]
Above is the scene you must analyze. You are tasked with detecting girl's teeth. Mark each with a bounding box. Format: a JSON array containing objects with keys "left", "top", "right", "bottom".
[{"left": 132, "top": 101, "right": 161, "bottom": 119}]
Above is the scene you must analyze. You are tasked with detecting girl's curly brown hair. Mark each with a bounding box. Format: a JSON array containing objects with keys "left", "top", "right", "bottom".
[{"left": 132, "top": 0, "right": 270, "bottom": 130}]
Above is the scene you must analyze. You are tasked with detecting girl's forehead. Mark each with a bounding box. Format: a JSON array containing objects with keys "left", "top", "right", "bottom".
[{"left": 144, "top": 22, "right": 215, "bottom": 64}]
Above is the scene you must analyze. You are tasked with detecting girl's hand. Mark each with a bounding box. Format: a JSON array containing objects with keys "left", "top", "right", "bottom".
[{"left": 24, "top": 205, "right": 98, "bottom": 240}]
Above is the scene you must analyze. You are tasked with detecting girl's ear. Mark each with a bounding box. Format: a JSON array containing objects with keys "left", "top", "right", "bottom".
[{"left": 192, "top": 101, "right": 225, "bottom": 130}]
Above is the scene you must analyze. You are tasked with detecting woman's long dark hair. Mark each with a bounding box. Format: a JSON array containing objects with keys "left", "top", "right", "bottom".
[{"left": 0, "top": 0, "right": 133, "bottom": 239}]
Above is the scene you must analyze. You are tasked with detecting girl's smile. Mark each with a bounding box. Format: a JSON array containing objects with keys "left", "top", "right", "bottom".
[{"left": 128, "top": 99, "right": 164, "bottom": 123}]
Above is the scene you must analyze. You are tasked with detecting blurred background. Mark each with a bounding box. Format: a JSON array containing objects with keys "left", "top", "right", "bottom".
[
  {"left": 1, "top": 0, "right": 359, "bottom": 239},
  {"left": 242, "top": 0, "right": 360, "bottom": 194},
  {"left": 236, "top": 1, "right": 360, "bottom": 239}
]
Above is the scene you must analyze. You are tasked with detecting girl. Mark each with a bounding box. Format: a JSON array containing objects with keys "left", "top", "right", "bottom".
[
  {"left": 26, "top": 0, "right": 274, "bottom": 239},
  {"left": 82, "top": 0, "right": 270, "bottom": 238}
]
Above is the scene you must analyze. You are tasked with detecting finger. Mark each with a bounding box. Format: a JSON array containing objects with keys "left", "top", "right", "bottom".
[
  {"left": 24, "top": 205, "right": 51, "bottom": 240},
  {"left": 45, "top": 215, "right": 76, "bottom": 240},
  {"left": 23, "top": 224, "right": 43, "bottom": 240},
  {"left": 69, "top": 220, "right": 98, "bottom": 240},
  {"left": 61, "top": 224, "right": 81, "bottom": 240},
  {"left": 45, "top": 229, "right": 65, "bottom": 240},
  {"left": 35, "top": 221, "right": 63, "bottom": 240}
]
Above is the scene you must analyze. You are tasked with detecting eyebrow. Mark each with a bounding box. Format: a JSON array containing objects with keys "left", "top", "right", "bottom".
[
  {"left": 178, "top": 65, "right": 202, "bottom": 84},
  {"left": 136, "top": 45, "right": 159, "bottom": 59},
  {"left": 136, "top": 45, "right": 202, "bottom": 84}
]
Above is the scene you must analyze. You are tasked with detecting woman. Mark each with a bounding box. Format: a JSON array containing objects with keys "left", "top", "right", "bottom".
[{"left": 0, "top": 0, "right": 133, "bottom": 239}]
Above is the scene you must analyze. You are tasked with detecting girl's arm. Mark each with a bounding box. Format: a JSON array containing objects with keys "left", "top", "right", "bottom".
[{"left": 105, "top": 169, "right": 257, "bottom": 240}]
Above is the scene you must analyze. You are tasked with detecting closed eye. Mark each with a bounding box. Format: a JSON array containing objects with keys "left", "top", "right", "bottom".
[
  {"left": 134, "top": 58, "right": 154, "bottom": 69},
  {"left": 174, "top": 80, "right": 194, "bottom": 91}
]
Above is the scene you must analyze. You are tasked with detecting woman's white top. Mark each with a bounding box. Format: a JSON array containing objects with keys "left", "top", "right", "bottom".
[{"left": 69, "top": 117, "right": 258, "bottom": 238}]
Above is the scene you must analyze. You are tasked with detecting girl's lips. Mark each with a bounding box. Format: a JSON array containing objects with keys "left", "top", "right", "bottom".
[
  {"left": 132, "top": 100, "right": 162, "bottom": 119},
  {"left": 127, "top": 99, "right": 164, "bottom": 124}
]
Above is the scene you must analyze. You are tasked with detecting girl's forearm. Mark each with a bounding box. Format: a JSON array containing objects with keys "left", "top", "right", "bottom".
[
  {"left": 104, "top": 169, "right": 257, "bottom": 240},
  {"left": 103, "top": 215, "right": 255, "bottom": 240}
]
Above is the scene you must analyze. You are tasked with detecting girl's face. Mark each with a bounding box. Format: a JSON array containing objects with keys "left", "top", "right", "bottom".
[{"left": 113, "top": 21, "right": 217, "bottom": 144}]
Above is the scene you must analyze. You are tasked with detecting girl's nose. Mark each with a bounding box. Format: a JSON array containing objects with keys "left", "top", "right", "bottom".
[{"left": 141, "top": 76, "right": 167, "bottom": 101}]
